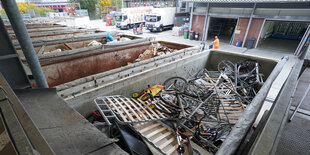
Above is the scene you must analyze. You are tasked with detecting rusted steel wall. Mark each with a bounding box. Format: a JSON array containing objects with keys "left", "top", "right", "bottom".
[
  {"left": 159, "top": 41, "right": 191, "bottom": 50},
  {"left": 16, "top": 34, "right": 139, "bottom": 57},
  {"left": 5, "top": 24, "right": 65, "bottom": 30},
  {"left": 36, "top": 41, "right": 191, "bottom": 87},
  {"left": 40, "top": 43, "right": 150, "bottom": 87}
]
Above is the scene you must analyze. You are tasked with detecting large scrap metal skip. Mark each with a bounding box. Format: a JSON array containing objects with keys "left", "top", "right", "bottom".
[{"left": 95, "top": 77, "right": 245, "bottom": 154}]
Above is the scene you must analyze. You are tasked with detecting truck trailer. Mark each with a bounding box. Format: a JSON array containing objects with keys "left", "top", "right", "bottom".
[
  {"left": 115, "top": 7, "right": 152, "bottom": 30},
  {"left": 145, "top": 7, "right": 176, "bottom": 32}
]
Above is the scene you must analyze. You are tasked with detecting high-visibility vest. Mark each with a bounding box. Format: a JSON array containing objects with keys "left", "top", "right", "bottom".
[{"left": 212, "top": 39, "right": 219, "bottom": 49}]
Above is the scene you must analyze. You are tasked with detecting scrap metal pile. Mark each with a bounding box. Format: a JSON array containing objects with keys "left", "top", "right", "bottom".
[
  {"left": 91, "top": 60, "right": 264, "bottom": 154},
  {"left": 134, "top": 42, "right": 177, "bottom": 62}
]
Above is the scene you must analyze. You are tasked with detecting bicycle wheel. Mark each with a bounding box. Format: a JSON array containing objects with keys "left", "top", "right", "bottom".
[
  {"left": 163, "top": 76, "right": 188, "bottom": 92},
  {"left": 217, "top": 60, "right": 235, "bottom": 75},
  {"left": 159, "top": 91, "right": 179, "bottom": 108}
]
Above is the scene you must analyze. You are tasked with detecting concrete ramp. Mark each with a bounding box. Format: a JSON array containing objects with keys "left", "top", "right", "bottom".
[{"left": 14, "top": 88, "right": 127, "bottom": 155}]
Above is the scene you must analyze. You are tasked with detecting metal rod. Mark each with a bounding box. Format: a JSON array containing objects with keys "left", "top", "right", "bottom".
[
  {"left": 2, "top": 0, "right": 49, "bottom": 88},
  {"left": 189, "top": 2, "right": 194, "bottom": 32},
  {"left": 202, "top": 3, "right": 209, "bottom": 41},
  {"left": 294, "top": 25, "right": 310, "bottom": 57},
  {"left": 255, "top": 18, "right": 266, "bottom": 48},
  {"left": 289, "top": 84, "right": 310, "bottom": 121},
  {"left": 188, "top": 94, "right": 213, "bottom": 119},
  {"left": 217, "top": 57, "right": 287, "bottom": 155},
  {"left": 242, "top": 3, "right": 256, "bottom": 48}
]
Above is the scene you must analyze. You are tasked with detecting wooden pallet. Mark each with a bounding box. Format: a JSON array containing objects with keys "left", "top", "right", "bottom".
[
  {"left": 133, "top": 121, "right": 181, "bottom": 155},
  {"left": 95, "top": 96, "right": 168, "bottom": 124},
  {"left": 199, "top": 77, "right": 245, "bottom": 124}
]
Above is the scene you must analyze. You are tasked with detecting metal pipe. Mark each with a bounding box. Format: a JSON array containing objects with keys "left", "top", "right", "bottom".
[
  {"left": 255, "top": 19, "right": 266, "bottom": 48},
  {"left": 242, "top": 3, "right": 256, "bottom": 48},
  {"left": 189, "top": 2, "right": 194, "bottom": 32},
  {"left": 202, "top": 3, "right": 209, "bottom": 41},
  {"left": 289, "top": 84, "right": 310, "bottom": 121},
  {"left": 2, "top": 0, "right": 48, "bottom": 88}
]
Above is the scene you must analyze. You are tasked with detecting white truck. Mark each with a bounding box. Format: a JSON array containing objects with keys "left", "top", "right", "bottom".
[
  {"left": 145, "top": 7, "right": 176, "bottom": 32},
  {"left": 115, "top": 7, "right": 152, "bottom": 30}
]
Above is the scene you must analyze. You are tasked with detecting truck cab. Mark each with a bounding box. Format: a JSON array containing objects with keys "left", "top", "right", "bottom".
[
  {"left": 145, "top": 14, "right": 163, "bottom": 32},
  {"left": 145, "top": 7, "right": 175, "bottom": 32},
  {"left": 115, "top": 13, "right": 129, "bottom": 29}
]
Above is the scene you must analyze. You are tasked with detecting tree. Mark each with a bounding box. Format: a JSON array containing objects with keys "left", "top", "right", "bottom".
[
  {"left": 1, "top": 3, "right": 54, "bottom": 16},
  {"left": 116, "top": 0, "right": 123, "bottom": 10},
  {"left": 70, "top": 0, "right": 98, "bottom": 15},
  {"left": 110, "top": 0, "right": 122, "bottom": 10},
  {"left": 97, "top": 0, "right": 111, "bottom": 11}
]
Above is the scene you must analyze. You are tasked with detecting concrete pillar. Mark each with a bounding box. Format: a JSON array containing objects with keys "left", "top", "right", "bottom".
[
  {"left": 242, "top": 3, "right": 256, "bottom": 48},
  {"left": 202, "top": 3, "right": 210, "bottom": 41},
  {"left": 189, "top": 2, "right": 194, "bottom": 32}
]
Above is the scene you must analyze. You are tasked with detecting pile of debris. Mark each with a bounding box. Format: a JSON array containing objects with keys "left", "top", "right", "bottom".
[
  {"left": 89, "top": 60, "right": 264, "bottom": 154},
  {"left": 134, "top": 42, "right": 177, "bottom": 62}
]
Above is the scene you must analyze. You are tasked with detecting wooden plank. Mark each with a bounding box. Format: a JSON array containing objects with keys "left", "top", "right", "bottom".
[
  {"left": 115, "top": 96, "right": 142, "bottom": 121},
  {"left": 110, "top": 97, "right": 135, "bottom": 121},
  {"left": 144, "top": 100, "right": 165, "bottom": 118},
  {"left": 131, "top": 98, "right": 154, "bottom": 119},
  {"left": 37, "top": 45, "right": 45, "bottom": 55},
  {"left": 219, "top": 113, "right": 242, "bottom": 116},
  {"left": 153, "top": 131, "right": 173, "bottom": 144},
  {"left": 63, "top": 43, "right": 73, "bottom": 50},
  {"left": 159, "top": 137, "right": 176, "bottom": 149},
  {"left": 146, "top": 127, "right": 167, "bottom": 138},
  {"left": 166, "top": 144, "right": 178, "bottom": 155},
  {"left": 156, "top": 101, "right": 171, "bottom": 113},
  {"left": 137, "top": 99, "right": 160, "bottom": 119},
  {"left": 106, "top": 98, "right": 130, "bottom": 122},
  {"left": 120, "top": 97, "right": 148, "bottom": 120},
  {"left": 139, "top": 123, "right": 161, "bottom": 133}
]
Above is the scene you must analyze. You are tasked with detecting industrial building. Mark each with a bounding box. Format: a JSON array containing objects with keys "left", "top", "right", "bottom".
[
  {"left": 185, "top": 0, "right": 310, "bottom": 53},
  {"left": 1, "top": 0, "right": 310, "bottom": 155}
]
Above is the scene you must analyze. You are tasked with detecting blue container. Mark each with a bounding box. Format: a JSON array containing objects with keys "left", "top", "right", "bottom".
[
  {"left": 236, "top": 40, "right": 242, "bottom": 47},
  {"left": 184, "top": 25, "right": 189, "bottom": 31},
  {"left": 247, "top": 37, "right": 256, "bottom": 49}
]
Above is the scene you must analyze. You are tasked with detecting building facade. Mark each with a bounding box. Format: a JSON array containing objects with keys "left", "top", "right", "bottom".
[
  {"left": 122, "top": 0, "right": 180, "bottom": 8},
  {"left": 184, "top": 0, "right": 310, "bottom": 52},
  {"left": 7, "top": 0, "right": 77, "bottom": 12}
]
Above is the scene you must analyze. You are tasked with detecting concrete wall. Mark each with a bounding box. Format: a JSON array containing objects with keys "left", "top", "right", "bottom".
[
  {"left": 232, "top": 18, "right": 264, "bottom": 48},
  {"left": 62, "top": 48, "right": 277, "bottom": 117},
  {"left": 191, "top": 15, "right": 205, "bottom": 40}
]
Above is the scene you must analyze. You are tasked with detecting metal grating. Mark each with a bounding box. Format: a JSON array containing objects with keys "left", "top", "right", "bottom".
[
  {"left": 276, "top": 112, "right": 310, "bottom": 155},
  {"left": 95, "top": 96, "right": 168, "bottom": 125}
]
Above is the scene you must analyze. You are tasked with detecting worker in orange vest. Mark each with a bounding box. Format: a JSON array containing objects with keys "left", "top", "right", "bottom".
[{"left": 210, "top": 36, "right": 220, "bottom": 49}]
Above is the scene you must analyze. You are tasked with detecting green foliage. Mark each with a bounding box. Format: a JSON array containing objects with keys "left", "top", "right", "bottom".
[
  {"left": 0, "top": 3, "right": 54, "bottom": 16},
  {"left": 36, "top": 7, "right": 55, "bottom": 16},
  {"left": 98, "top": 0, "right": 111, "bottom": 11},
  {"left": 70, "top": 0, "right": 98, "bottom": 14},
  {"left": 111, "top": 0, "right": 122, "bottom": 10}
]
